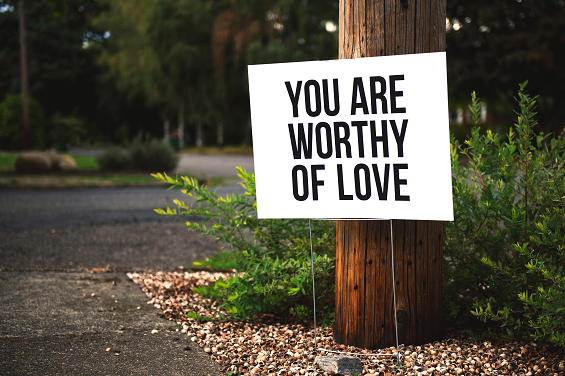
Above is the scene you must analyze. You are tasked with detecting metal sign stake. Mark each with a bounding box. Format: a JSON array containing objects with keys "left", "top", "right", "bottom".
[{"left": 308, "top": 219, "right": 401, "bottom": 364}]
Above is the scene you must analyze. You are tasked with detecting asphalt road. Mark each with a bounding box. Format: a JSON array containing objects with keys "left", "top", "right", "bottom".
[
  {"left": 0, "top": 185, "right": 246, "bottom": 231},
  {"left": 0, "top": 154, "right": 250, "bottom": 271},
  {"left": 0, "top": 185, "right": 246, "bottom": 271}
]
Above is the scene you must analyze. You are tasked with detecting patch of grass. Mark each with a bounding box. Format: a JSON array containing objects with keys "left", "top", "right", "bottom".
[
  {"left": 73, "top": 155, "right": 99, "bottom": 170},
  {"left": 0, "top": 173, "right": 167, "bottom": 189},
  {"left": 0, "top": 152, "right": 99, "bottom": 171},
  {"left": 190, "top": 251, "right": 240, "bottom": 270},
  {"left": 0, "top": 153, "right": 17, "bottom": 170}
]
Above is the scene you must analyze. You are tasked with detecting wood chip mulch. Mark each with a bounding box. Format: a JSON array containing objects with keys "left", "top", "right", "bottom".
[{"left": 127, "top": 271, "right": 565, "bottom": 376}]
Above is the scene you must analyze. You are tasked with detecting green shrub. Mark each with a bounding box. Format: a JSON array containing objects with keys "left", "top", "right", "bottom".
[
  {"left": 153, "top": 167, "right": 336, "bottom": 322},
  {"left": 130, "top": 136, "right": 179, "bottom": 172},
  {"left": 0, "top": 94, "right": 44, "bottom": 150},
  {"left": 96, "top": 147, "right": 132, "bottom": 171},
  {"left": 446, "top": 82, "right": 565, "bottom": 345},
  {"left": 190, "top": 250, "right": 240, "bottom": 270}
]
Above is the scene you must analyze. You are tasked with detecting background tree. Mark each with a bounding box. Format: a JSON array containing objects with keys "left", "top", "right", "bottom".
[
  {"left": 2, "top": 0, "right": 562, "bottom": 148},
  {"left": 0, "top": 0, "right": 340, "bottom": 147},
  {"left": 0, "top": 0, "right": 105, "bottom": 147},
  {"left": 91, "top": 0, "right": 165, "bottom": 143},
  {"left": 17, "top": 0, "right": 30, "bottom": 149},
  {"left": 446, "top": 0, "right": 565, "bottom": 134},
  {"left": 210, "top": 0, "right": 339, "bottom": 145},
  {"left": 0, "top": 0, "right": 163, "bottom": 146},
  {"left": 146, "top": 0, "right": 214, "bottom": 148}
]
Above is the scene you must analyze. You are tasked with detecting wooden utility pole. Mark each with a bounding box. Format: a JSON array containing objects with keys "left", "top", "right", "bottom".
[
  {"left": 334, "top": 0, "right": 446, "bottom": 349},
  {"left": 18, "top": 0, "right": 30, "bottom": 150}
]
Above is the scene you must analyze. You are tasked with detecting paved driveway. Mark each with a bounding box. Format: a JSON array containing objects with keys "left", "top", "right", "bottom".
[
  {"left": 68, "top": 147, "right": 255, "bottom": 178},
  {"left": 176, "top": 153, "right": 254, "bottom": 177}
]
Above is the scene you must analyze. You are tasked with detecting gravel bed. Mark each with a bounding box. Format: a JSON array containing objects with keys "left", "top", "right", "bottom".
[{"left": 128, "top": 271, "right": 565, "bottom": 376}]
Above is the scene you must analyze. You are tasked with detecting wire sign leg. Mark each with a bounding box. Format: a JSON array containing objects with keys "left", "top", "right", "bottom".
[{"left": 309, "top": 219, "right": 401, "bottom": 361}]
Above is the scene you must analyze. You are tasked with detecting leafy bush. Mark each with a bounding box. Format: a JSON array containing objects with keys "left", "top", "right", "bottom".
[
  {"left": 446, "top": 82, "right": 565, "bottom": 345},
  {"left": 0, "top": 94, "right": 44, "bottom": 150},
  {"left": 190, "top": 250, "right": 241, "bottom": 270},
  {"left": 130, "top": 136, "right": 179, "bottom": 172},
  {"left": 97, "top": 137, "right": 179, "bottom": 172},
  {"left": 153, "top": 167, "right": 336, "bottom": 322},
  {"left": 96, "top": 147, "right": 132, "bottom": 171}
]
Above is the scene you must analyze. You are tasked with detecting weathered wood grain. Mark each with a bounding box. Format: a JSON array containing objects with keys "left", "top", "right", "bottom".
[{"left": 335, "top": 0, "right": 445, "bottom": 348}]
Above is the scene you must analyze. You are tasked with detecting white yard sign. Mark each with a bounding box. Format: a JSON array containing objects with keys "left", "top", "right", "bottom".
[{"left": 248, "top": 52, "right": 453, "bottom": 220}]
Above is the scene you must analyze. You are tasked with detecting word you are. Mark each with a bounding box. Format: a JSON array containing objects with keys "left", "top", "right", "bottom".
[{"left": 285, "top": 75, "right": 411, "bottom": 202}]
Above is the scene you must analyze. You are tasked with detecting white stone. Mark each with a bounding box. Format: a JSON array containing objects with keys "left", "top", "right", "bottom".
[
  {"left": 15, "top": 152, "right": 52, "bottom": 173},
  {"left": 315, "top": 356, "right": 363, "bottom": 376}
]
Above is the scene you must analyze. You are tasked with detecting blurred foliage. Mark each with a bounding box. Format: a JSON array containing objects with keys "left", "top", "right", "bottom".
[
  {"left": 0, "top": 0, "right": 162, "bottom": 146},
  {"left": 0, "top": 94, "right": 44, "bottom": 150},
  {"left": 446, "top": 0, "right": 565, "bottom": 135},
  {"left": 95, "top": 146, "right": 132, "bottom": 171},
  {"left": 147, "top": 0, "right": 214, "bottom": 147},
  {"left": 96, "top": 136, "right": 179, "bottom": 172},
  {"left": 0, "top": 0, "right": 103, "bottom": 100},
  {"left": 129, "top": 135, "right": 179, "bottom": 172},
  {"left": 3, "top": 0, "right": 563, "bottom": 149},
  {"left": 89, "top": 0, "right": 155, "bottom": 102},
  {"left": 49, "top": 112, "right": 86, "bottom": 151},
  {"left": 91, "top": 0, "right": 339, "bottom": 146},
  {"left": 0, "top": 0, "right": 105, "bottom": 145}
]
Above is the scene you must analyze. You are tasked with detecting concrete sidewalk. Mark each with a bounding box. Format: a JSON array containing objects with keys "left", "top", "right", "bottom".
[{"left": 0, "top": 271, "right": 223, "bottom": 375}]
